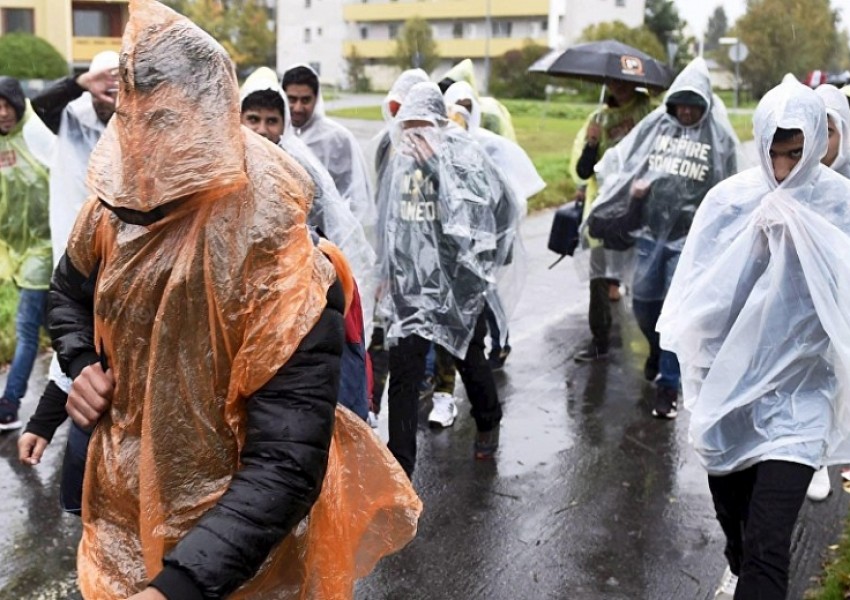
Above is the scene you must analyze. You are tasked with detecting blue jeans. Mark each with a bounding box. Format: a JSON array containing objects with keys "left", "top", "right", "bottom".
[
  {"left": 632, "top": 237, "right": 681, "bottom": 390},
  {"left": 4, "top": 288, "right": 47, "bottom": 405}
]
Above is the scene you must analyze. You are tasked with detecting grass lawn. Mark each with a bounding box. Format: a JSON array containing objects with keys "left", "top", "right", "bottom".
[{"left": 329, "top": 98, "right": 756, "bottom": 213}]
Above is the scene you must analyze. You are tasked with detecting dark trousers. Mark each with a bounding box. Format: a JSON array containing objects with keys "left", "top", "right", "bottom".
[
  {"left": 367, "top": 326, "right": 390, "bottom": 413},
  {"left": 708, "top": 460, "right": 814, "bottom": 600},
  {"left": 588, "top": 277, "right": 612, "bottom": 348},
  {"left": 388, "top": 313, "right": 502, "bottom": 476}
]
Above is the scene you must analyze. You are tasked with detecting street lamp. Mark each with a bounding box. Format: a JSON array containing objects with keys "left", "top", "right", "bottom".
[{"left": 719, "top": 36, "right": 749, "bottom": 110}]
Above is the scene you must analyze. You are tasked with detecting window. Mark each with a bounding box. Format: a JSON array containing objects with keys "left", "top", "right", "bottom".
[
  {"left": 492, "top": 21, "right": 512, "bottom": 37},
  {"left": 317, "top": 27, "right": 322, "bottom": 37},
  {"left": 360, "top": 26, "right": 369, "bottom": 40},
  {"left": 2, "top": 9, "right": 34, "bottom": 34},
  {"left": 304, "top": 27, "right": 311, "bottom": 43},
  {"left": 305, "top": 0, "right": 311, "bottom": 7},
  {"left": 452, "top": 22, "right": 463, "bottom": 39},
  {"left": 72, "top": 3, "right": 122, "bottom": 37},
  {"left": 541, "top": 19, "right": 548, "bottom": 32},
  {"left": 615, "top": 0, "right": 625, "bottom": 5}
]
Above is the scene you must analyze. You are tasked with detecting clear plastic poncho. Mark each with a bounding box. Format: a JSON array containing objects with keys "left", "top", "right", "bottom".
[
  {"left": 283, "top": 63, "right": 378, "bottom": 242},
  {"left": 444, "top": 81, "right": 535, "bottom": 317},
  {"left": 376, "top": 82, "right": 519, "bottom": 357},
  {"left": 0, "top": 100, "right": 52, "bottom": 289},
  {"left": 441, "top": 58, "right": 517, "bottom": 141},
  {"left": 73, "top": 2, "right": 421, "bottom": 597},
  {"left": 586, "top": 58, "right": 739, "bottom": 300},
  {"left": 657, "top": 79, "right": 850, "bottom": 475},
  {"left": 815, "top": 84, "right": 850, "bottom": 178},
  {"left": 240, "top": 67, "right": 377, "bottom": 337}
]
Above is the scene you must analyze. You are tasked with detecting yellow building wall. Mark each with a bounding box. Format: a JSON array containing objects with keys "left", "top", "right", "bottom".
[
  {"left": 345, "top": 37, "right": 549, "bottom": 59},
  {"left": 344, "top": 0, "right": 549, "bottom": 21}
]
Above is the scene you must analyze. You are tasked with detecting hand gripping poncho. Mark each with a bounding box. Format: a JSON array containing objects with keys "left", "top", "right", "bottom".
[
  {"left": 657, "top": 80, "right": 850, "bottom": 475},
  {"left": 73, "top": 2, "right": 420, "bottom": 597},
  {"left": 586, "top": 58, "right": 739, "bottom": 300},
  {"left": 376, "top": 82, "right": 519, "bottom": 356}
]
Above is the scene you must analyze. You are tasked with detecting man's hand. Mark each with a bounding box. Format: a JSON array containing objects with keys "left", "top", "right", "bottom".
[
  {"left": 76, "top": 67, "right": 119, "bottom": 105},
  {"left": 66, "top": 363, "right": 115, "bottom": 430},
  {"left": 125, "top": 588, "right": 167, "bottom": 600},
  {"left": 18, "top": 432, "right": 48, "bottom": 466},
  {"left": 586, "top": 122, "right": 601, "bottom": 147}
]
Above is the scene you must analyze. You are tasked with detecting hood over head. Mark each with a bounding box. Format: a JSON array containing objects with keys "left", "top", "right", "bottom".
[
  {"left": 240, "top": 65, "right": 291, "bottom": 135},
  {"left": 382, "top": 68, "right": 429, "bottom": 123},
  {"left": 664, "top": 57, "right": 712, "bottom": 123},
  {"left": 439, "top": 59, "right": 480, "bottom": 97},
  {"left": 396, "top": 82, "right": 447, "bottom": 125},
  {"left": 444, "top": 81, "right": 481, "bottom": 133},
  {"left": 88, "top": 0, "right": 246, "bottom": 213},
  {"left": 753, "top": 79, "right": 827, "bottom": 189},
  {"left": 89, "top": 50, "right": 119, "bottom": 73},
  {"left": 0, "top": 76, "right": 25, "bottom": 123},
  {"left": 815, "top": 83, "right": 850, "bottom": 175}
]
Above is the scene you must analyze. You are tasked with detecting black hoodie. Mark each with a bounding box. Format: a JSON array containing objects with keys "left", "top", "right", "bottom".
[{"left": 0, "top": 76, "right": 26, "bottom": 122}]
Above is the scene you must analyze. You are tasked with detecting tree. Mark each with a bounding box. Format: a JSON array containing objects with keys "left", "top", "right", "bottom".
[
  {"left": 703, "top": 5, "right": 728, "bottom": 52},
  {"left": 0, "top": 34, "right": 68, "bottom": 79},
  {"left": 734, "top": 0, "right": 850, "bottom": 97},
  {"left": 490, "top": 42, "right": 551, "bottom": 99},
  {"left": 644, "top": 0, "right": 692, "bottom": 70},
  {"left": 346, "top": 47, "right": 371, "bottom": 92},
  {"left": 394, "top": 17, "right": 439, "bottom": 73},
  {"left": 163, "top": 0, "right": 275, "bottom": 72},
  {"left": 580, "top": 21, "right": 666, "bottom": 61}
]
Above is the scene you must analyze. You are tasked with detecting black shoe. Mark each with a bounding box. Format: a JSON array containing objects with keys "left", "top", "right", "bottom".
[
  {"left": 652, "top": 387, "right": 678, "bottom": 419},
  {"left": 488, "top": 345, "right": 511, "bottom": 371},
  {"left": 574, "top": 342, "right": 608, "bottom": 362},
  {"left": 644, "top": 350, "right": 660, "bottom": 381},
  {"left": 474, "top": 427, "right": 500, "bottom": 460},
  {"left": 0, "top": 397, "right": 21, "bottom": 431}
]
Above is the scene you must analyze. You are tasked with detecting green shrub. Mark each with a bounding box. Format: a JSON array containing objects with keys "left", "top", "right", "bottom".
[{"left": 0, "top": 33, "right": 68, "bottom": 80}]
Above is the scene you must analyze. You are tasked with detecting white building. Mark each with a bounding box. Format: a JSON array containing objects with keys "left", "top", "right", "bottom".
[{"left": 276, "top": 0, "right": 646, "bottom": 91}]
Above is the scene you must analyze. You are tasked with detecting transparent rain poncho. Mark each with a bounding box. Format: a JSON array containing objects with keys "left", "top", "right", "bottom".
[
  {"left": 72, "top": 2, "right": 420, "bottom": 597},
  {"left": 0, "top": 91, "right": 52, "bottom": 289},
  {"left": 376, "top": 82, "right": 519, "bottom": 356},
  {"left": 441, "top": 58, "right": 517, "bottom": 141},
  {"left": 815, "top": 84, "right": 850, "bottom": 178},
  {"left": 240, "top": 67, "right": 377, "bottom": 337},
  {"left": 585, "top": 58, "right": 739, "bottom": 300},
  {"left": 444, "top": 81, "right": 536, "bottom": 317},
  {"left": 657, "top": 80, "right": 850, "bottom": 475},
  {"left": 282, "top": 63, "right": 377, "bottom": 242}
]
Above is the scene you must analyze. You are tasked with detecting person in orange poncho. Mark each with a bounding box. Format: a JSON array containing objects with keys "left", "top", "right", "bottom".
[{"left": 46, "top": 1, "right": 421, "bottom": 598}]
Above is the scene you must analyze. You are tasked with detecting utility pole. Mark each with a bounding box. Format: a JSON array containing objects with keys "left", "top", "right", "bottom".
[{"left": 483, "top": 0, "right": 491, "bottom": 94}]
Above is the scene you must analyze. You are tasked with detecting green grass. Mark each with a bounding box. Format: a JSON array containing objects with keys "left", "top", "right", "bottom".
[
  {"left": 805, "top": 509, "right": 850, "bottom": 600},
  {"left": 328, "top": 98, "right": 755, "bottom": 214}
]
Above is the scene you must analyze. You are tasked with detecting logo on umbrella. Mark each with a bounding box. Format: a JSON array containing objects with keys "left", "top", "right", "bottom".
[{"left": 620, "top": 56, "right": 644, "bottom": 77}]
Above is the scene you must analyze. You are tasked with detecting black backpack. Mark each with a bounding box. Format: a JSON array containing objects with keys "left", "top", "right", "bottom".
[{"left": 547, "top": 199, "right": 583, "bottom": 267}]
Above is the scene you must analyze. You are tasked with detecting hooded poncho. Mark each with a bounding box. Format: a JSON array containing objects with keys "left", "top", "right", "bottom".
[
  {"left": 586, "top": 58, "right": 739, "bottom": 300},
  {"left": 240, "top": 67, "right": 377, "bottom": 337},
  {"left": 0, "top": 76, "right": 53, "bottom": 289},
  {"left": 441, "top": 59, "right": 517, "bottom": 141},
  {"left": 815, "top": 84, "right": 850, "bottom": 178},
  {"left": 657, "top": 80, "right": 850, "bottom": 475},
  {"left": 376, "top": 82, "right": 519, "bottom": 356},
  {"left": 71, "top": 2, "right": 420, "bottom": 597},
  {"left": 281, "top": 63, "right": 377, "bottom": 242}
]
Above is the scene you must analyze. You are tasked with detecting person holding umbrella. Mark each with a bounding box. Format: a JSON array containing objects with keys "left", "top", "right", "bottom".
[{"left": 571, "top": 78, "right": 653, "bottom": 362}]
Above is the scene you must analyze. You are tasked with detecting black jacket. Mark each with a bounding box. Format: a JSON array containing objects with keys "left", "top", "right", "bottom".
[
  {"left": 30, "top": 76, "right": 85, "bottom": 135},
  {"left": 47, "top": 204, "right": 345, "bottom": 600}
]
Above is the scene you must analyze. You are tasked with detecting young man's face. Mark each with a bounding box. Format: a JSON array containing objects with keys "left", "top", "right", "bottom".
[
  {"left": 241, "top": 107, "right": 285, "bottom": 145},
  {"left": 823, "top": 116, "right": 840, "bottom": 168},
  {"left": 673, "top": 103, "right": 704, "bottom": 127},
  {"left": 0, "top": 97, "right": 18, "bottom": 134},
  {"left": 284, "top": 84, "right": 316, "bottom": 128},
  {"left": 91, "top": 89, "right": 117, "bottom": 125},
  {"left": 769, "top": 132, "right": 805, "bottom": 183}
]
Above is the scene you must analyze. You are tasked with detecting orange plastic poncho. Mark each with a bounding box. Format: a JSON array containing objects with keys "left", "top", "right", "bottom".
[{"left": 70, "top": 1, "right": 421, "bottom": 597}]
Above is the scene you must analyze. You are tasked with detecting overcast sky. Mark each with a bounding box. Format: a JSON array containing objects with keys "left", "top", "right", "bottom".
[{"left": 674, "top": 0, "right": 850, "bottom": 38}]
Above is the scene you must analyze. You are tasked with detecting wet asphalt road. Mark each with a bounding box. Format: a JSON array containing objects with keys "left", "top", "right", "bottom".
[{"left": 0, "top": 114, "right": 847, "bottom": 599}]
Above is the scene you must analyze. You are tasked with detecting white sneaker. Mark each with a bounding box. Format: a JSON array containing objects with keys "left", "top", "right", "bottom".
[
  {"left": 807, "top": 466, "right": 831, "bottom": 501},
  {"left": 367, "top": 411, "right": 379, "bottom": 429},
  {"left": 714, "top": 566, "right": 738, "bottom": 599},
  {"left": 427, "top": 392, "right": 458, "bottom": 428}
]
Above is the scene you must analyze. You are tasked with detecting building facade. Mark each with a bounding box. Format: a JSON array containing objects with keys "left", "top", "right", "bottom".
[
  {"left": 277, "top": 0, "right": 645, "bottom": 91},
  {"left": 0, "top": 0, "right": 128, "bottom": 70}
]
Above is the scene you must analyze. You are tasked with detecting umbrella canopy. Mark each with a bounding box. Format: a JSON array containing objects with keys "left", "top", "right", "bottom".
[{"left": 529, "top": 40, "right": 673, "bottom": 91}]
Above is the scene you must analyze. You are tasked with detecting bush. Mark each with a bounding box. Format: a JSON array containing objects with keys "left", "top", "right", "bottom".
[
  {"left": 490, "top": 42, "right": 554, "bottom": 100},
  {"left": 0, "top": 33, "right": 68, "bottom": 80}
]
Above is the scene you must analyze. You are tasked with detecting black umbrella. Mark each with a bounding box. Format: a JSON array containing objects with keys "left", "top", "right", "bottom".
[{"left": 529, "top": 40, "right": 673, "bottom": 91}]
